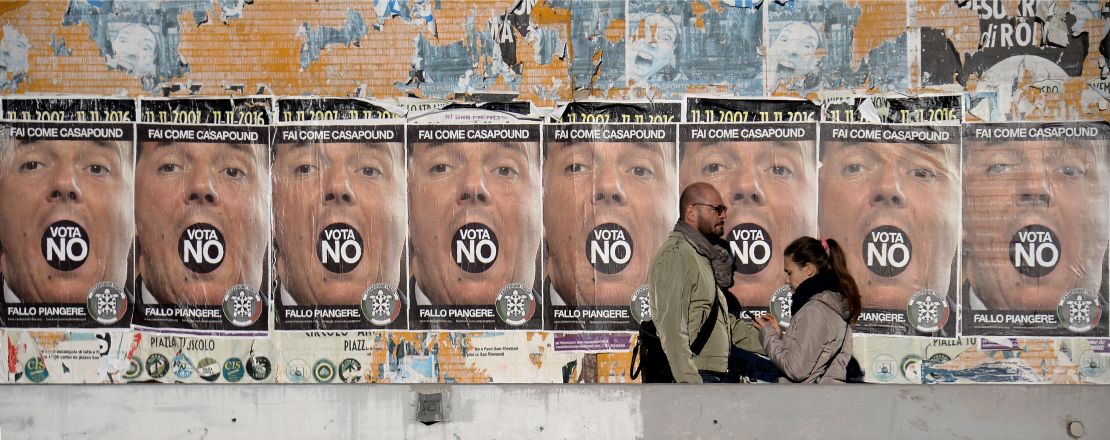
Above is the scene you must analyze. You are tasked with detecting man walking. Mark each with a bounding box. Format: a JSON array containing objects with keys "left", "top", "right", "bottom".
[{"left": 649, "top": 182, "right": 763, "bottom": 383}]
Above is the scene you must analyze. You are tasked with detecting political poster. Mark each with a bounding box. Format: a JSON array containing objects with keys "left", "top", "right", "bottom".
[
  {"left": 543, "top": 108, "right": 678, "bottom": 331},
  {"left": 0, "top": 97, "right": 136, "bottom": 329},
  {"left": 407, "top": 122, "right": 543, "bottom": 330},
  {"left": 131, "top": 98, "right": 271, "bottom": 335},
  {"left": 819, "top": 122, "right": 961, "bottom": 336},
  {"left": 962, "top": 121, "right": 1109, "bottom": 336},
  {"left": 679, "top": 113, "right": 818, "bottom": 327}
]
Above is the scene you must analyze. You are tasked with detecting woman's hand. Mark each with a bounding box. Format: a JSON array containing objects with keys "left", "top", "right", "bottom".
[{"left": 753, "top": 314, "right": 781, "bottom": 334}]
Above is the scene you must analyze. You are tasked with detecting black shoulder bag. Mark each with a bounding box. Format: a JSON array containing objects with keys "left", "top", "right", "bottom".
[{"left": 630, "top": 291, "right": 720, "bottom": 383}]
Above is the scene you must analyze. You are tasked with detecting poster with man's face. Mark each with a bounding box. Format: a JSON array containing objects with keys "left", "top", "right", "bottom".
[
  {"left": 819, "top": 123, "right": 961, "bottom": 336},
  {"left": 132, "top": 123, "right": 270, "bottom": 334},
  {"left": 407, "top": 124, "right": 542, "bottom": 330},
  {"left": 0, "top": 117, "right": 135, "bottom": 329},
  {"left": 272, "top": 124, "right": 407, "bottom": 330},
  {"left": 543, "top": 124, "right": 678, "bottom": 331},
  {"left": 679, "top": 122, "right": 817, "bottom": 323},
  {"left": 963, "top": 122, "right": 1109, "bottom": 337}
]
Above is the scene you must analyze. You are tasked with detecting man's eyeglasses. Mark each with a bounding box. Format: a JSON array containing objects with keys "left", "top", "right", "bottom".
[{"left": 693, "top": 203, "right": 727, "bottom": 215}]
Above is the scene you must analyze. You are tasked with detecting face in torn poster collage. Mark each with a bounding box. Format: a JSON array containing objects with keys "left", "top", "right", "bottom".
[{"left": 0, "top": 94, "right": 1101, "bottom": 343}]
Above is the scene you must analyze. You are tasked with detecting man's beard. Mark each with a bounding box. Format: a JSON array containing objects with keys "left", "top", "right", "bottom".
[{"left": 696, "top": 215, "right": 721, "bottom": 238}]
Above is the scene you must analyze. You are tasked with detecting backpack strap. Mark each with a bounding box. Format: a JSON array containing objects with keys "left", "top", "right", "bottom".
[{"left": 689, "top": 288, "right": 721, "bottom": 356}]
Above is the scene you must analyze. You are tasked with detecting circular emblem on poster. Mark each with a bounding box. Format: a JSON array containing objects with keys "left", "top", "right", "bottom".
[
  {"left": 247, "top": 355, "right": 272, "bottom": 381},
  {"left": 587, "top": 223, "right": 634, "bottom": 274},
  {"left": 728, "top": 223, "right": 772, "bottom": 274},
  {"left": 87, "top": 281, "right": 127, "bottom": 325},
  {"left": 495, "top": 283, "right": 536, "bottom": 326},
  {"left": 1010, "top": 224, "right": 1059, "bottom": 278},
  {"left": 862, "top": 225, "right": 911, "bottom": 277},
  {"left": 871, "top": 354, "right": 897, "bottom": 383},
  {"left": 317, "top": 223, "right": 363, "bottom": 273},
  {"left": 197, "top": 357, "right": 220, "bottom": 382},
  {"left": 769, "top": 284, "right": 794, "bottom": 328},
  {"left": 629, "top": 284, "right": 652, "bottom": 323},
  {"left": 361, "top": 283, "right": 401, "bottom": 326},
  {"left": 452, "top": 222, "right": 498, "bottom": 273},
  {"left": 222, "top": 284, "right": 263, "bottom": 327},
  {"left": 179, "top": 223, "right": 225, "bottom": 273},
  {"left": 339, "top": 358, "right": 363, "bottom": 383},
  {"left": 41, "top": 220, "right": 89, "bottom": 271},
  {"left": 285, "top": 358, "right": 309, "bottom": 383},
  {"left": 1057, "top": 288, "right": 1101, "bottom": 333},
  {"left": 223, "top": 358, "right": 245, "bottom": 383},
  {"left": 146, "top": 353, "right": 169, "bottom": 379},
  {"left": 123, "top": 358, "right": 143, "bottom": 380},
  {"left": 313, "top": 358, "right": 337, "bottom": 383},
  {"left": 906, "top": 288, "right": 949, "bottom": 333}
]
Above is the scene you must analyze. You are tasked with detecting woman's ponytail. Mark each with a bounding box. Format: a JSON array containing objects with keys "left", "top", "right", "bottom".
[{"left": 823, "top": 239, "right": 861, "bottom": 323}]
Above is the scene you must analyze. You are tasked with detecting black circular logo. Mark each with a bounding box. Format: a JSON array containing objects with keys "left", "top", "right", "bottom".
[
  {"left": 1010, "top": 224, "right": 1059, "bottom": 278},
  {"left": 247, "top": 355, "right": 272, "bottom": 381},
  {"left": 146, "top": 353, "right": 169, "bottom": 379},
  {"left": 862, "top": 225, "right": 912, "bottom": 277},
  {"left": 452, "top": 222, "right": 498, "bottom": 273},
  {"left": 728, "top": 223, "right": 772, "bottom": 274},
  {"left": 495, "top": 283, "right": 536, "bottom": 326},
  {"left": 87, "top": 282, "right": 127, "bottom": 325},
  {"left": 179, "top": 223, "right": 225, "bottom": 273},
  {"left": 41, "top": 220, "right": 89, "bottom": 271},
  {"left": 361, "top": 283, "right": 401, "bottom": 326},
  {"left": 317, "top": 223, "right": 363, "bottom": 273},
  {"left": 339, "top": 358, "right": 362, "bottom": 383},
  {"left": 586, "top": 223, "right": 634, "bottom": 274}
]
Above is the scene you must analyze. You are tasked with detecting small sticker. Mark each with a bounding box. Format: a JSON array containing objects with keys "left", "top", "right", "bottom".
[
  {"left": 23, "top": 357, "right": 48, "bottom": 383},
  {"left": 123, "top": 358, "right": 143, "bottom": 380},
  {"left": 179, "top": 223, "right": 225, "bottom": 273},
  {"left": 87, "top": 282, "right": 127, "bottom": 325},
  {"left": 871, "top": 354, "right": 896, "bottom": 383},
  {"left": 495, "top": 283, "right": 536, "bottom": 326},
  {"left": 313, "top": 358, "right": 337, "bottom": 383},
  {"left": 247, "top": 355, "right": 272, "bottom": 381},
  {"left": 146, "top": 353, "right": 169, "bottom": 379},
  {"left": 630, "top": 284, "right": 652, "bottom": 323},
  {"left": 223, "top": 358, "right": 245, "bottom": 383},
  {"left": 587, "top": 223, "right": 634, "bottom": 274},
  {"left": 41, "top": 220, "right": 89, "bottom": 271},
  {"left": 318, "top": 223, "right": 363, "bottom": 273},
  {"left": 906, "top": 288, "right": 950, "bottom": 333},
  {"left": 222, "top": 284, "right": 263, "bottom": 327},
  {"left": 452, "top": 222, "right": 498, "bottom": 273},
  {"left": 286, "top": 358, "right": 309, "bottom": 383},
  {"left": 339, "top": 358, "right": 362, "bottom": 383},
  {"left": 1057, "top": 288, "right": 1101, "bottom": 333},
  {"left": 361, "top": 283, "right": 401, "bottom": 326},
  {"left": 197, "top": 357, "right": 220, "bottom": 382},
  {"left": 172, "top": 353, "right": 195, "bottom": 379}
]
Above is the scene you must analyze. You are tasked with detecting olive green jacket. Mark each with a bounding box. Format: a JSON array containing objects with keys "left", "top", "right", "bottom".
[{"left": 648, "top": 230, "right": 764, "bottom": 383}]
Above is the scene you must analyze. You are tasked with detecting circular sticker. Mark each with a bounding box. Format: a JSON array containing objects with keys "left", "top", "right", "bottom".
[
  {"left": 871, "top": 354, "right": 897, "bottom": 383},
  {"left": 146, "top": 353, "right": 169, "bottom": 379},
  {"left": 285, "top": 358, "right": 309, "bottom": 383},
  {"left": 222, "top": 284, "right": 263, "bottom": 327},
  {"left": 223, "top": 358, "right": 245, "bottom": 383},
  {"left": 41, "top": 220, "right": 89, "bottom": 271},
  {"left": 495, "top": 283, "right": 536, "bottom": 326},
  {"left": 906, "top": 288, "right": 950, "bottom": 333},
  {"left": 247, "top": 355, "right": 272, "bottom": 381},
  {"left": 630, "top": 284, "right": 652, "bottom": 323},
  {"left": 339, "top": 358, "right": 363, "bottom": 383},
  {"left": 586, "top": 223, "right": 633, "bottom": 274},
  {"left": 452, "top": 222, "right": 498, "bottom": 273},
  {"left": 317, "top": 223, "right": 363, "bottom": 273},
  {"left": 862, "top": 225, "right": 912, "bottom": 277},
  {"left": 123, "top": 358, "right": 143, "bottom": 380},
  {"left": 23, "top": 357, "right": 48, "bottom": 383},
  {"left": 901, "top": 355, "right": 922, "bottom": 383},
  {"left": 197, "top": 357, "right": 220, "bottom": 382},
  {"left": 361, "top": 283, "right": 401, "bottom": 326},
  {"left": 1078, "top": 350, "right": 1107, "bottom": 378},
  {"left": 87, "top": 282, "right": 127, "bottom": 325},
  {"left": 313, "top": 359, "right": 337, "bottom": 383},
  {"left": 172, "top": 353, "right": 195, "bottom": 379},
  {"left": 179, "top": 223, "right": 225, "bottom": 273},
  {"left": 769, "top": 284, "right": 794, "bottom": 328},
  {"left": 1010, "top": 225, "right": 1059, "bottom": 278},
  {"left": 1057, "top": 288, "right": 1101, "bottom": 333},
  {"left": 728, "top": 223, "right": 772, "bottom": 274}
]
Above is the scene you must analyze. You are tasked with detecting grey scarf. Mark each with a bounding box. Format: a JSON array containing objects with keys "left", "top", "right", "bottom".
[{"left": 673, "top": 221, "right": 734, "bottom": 290}]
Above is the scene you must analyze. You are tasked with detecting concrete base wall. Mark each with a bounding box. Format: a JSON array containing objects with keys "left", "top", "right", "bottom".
[{"left": 0, "top": 384, "right": 1106, "bottom": 439}]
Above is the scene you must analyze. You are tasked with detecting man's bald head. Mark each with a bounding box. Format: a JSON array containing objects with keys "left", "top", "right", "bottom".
[{"left": 679, "top": 182, "right": 722, "bottom": 215}]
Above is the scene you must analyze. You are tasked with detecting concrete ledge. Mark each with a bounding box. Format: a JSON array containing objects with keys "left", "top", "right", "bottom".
[{"left": 0, "top": 384, "right": 1106, "bottom": 439}]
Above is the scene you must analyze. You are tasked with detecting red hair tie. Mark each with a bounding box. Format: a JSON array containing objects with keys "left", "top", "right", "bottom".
[{"left": 820, "top": 238, "right": 829, "bottom": 252}]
